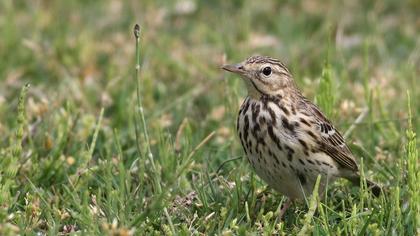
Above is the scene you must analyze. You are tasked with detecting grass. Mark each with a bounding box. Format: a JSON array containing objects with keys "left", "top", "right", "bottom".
[{"left": 0, "top": 0, "right": 419, "bottom": 235}]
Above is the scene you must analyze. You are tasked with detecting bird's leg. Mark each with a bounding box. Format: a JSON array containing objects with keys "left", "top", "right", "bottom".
[
  {"left": 253, "top": 188, "right": 270, "bottom": 217},
  {"left": 278, "top": 198, "right": 293, "bottom": 220}
]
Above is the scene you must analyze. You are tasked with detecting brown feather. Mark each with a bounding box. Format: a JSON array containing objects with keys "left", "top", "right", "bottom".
[{"left": 300, "top": 98, "right": 359, "bottom": 171}]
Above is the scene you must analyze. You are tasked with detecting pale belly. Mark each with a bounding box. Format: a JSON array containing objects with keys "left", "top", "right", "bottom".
[
  {"left": 246, "top": 148, "right": 338, "bottom": 200},
  {"left": 237, "top": 97, "right": 340, "bottom": 200},
  {"left": 249, "top": 151, "right": 306, "bottom": 199}
]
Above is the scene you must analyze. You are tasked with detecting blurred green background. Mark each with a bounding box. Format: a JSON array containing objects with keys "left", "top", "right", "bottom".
[{"left": 0, "top": 0, "right": 418, "bottom": 235}]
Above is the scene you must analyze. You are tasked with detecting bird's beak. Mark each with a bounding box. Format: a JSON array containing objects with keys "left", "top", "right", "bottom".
[{"left": 221, "top": 63, "right": 244, "bottom": 75}]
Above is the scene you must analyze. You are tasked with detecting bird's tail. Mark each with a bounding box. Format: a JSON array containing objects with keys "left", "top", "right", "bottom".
[{"left": 349, "top": 176, "right": 382, "bottom": 197}]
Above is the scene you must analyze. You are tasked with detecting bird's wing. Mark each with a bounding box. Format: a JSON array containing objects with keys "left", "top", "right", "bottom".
[{"left": 302, "top": 99, "right": 359, "bottom": 171}]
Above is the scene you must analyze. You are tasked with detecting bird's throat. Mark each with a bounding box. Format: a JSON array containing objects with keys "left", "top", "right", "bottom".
[{"left": 244, "top": 78, "right": 265, "bottom": 99}]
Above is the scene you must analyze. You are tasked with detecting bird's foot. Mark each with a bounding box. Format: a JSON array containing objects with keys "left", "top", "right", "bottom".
[{"left": 278, "top": 198, "right": 293, "bottom": 221}]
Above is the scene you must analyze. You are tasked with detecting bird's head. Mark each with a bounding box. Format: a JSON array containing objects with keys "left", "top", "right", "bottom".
[{"left": 222, "top": 55, "right": 295, "bottom": 98}]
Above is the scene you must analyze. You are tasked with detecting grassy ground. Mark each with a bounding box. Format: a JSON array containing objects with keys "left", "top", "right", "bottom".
[{"left": 0, "top": 0, "right": 419, "bottom": 235}]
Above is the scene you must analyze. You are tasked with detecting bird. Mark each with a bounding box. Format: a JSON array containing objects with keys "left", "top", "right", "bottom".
[{"left": 222, "top": 55, "right": 381, "bottom": 217}]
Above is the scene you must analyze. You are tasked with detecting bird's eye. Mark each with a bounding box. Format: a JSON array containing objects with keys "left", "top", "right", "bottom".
[{"left": 262, "top": 66, "right": 272, "bottom": 76}]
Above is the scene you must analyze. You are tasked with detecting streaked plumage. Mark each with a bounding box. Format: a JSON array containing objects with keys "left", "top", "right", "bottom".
[{"left": 223, "top": 55, "right": 380, "bottom": 212}]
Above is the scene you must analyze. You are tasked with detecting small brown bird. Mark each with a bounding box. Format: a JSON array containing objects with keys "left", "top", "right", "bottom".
[{"left": 222, "top": 55, "right": 381, "bottom": 217}]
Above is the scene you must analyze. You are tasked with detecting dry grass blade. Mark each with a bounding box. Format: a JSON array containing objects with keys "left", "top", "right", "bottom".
[
  {"left": 175, "top": 131, "right": 216, "bottom": 180},
  {"left": 343, "top": 107, "right": 369, "bottom": 139},
  {"left": 175, "top": 117, "right": 189, "bottom": 154}
]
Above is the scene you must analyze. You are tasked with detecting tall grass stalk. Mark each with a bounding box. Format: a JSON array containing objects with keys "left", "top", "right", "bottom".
[
  {"left": 12, "top": 84, "right": 30, "bottom": 159},
  {"left": 0, "top": 84, "right": 29, "bottom": 208},
  {"left": 316, "top": 35, "right": 335, "bottom": 118},
  {"left": 133, "top": 24, "right": 156, "bottom": 174},
  {"left": 315, "top": 31, "right": 335, "bottom": 118},
  {"left": 316, "top": 62, "right": 335, "bottom": 118},
  {"left": 132, "top": 24, "right": 174, "bottom": 233},
  {"left": 405, "top": 91, "right": 419, "bottom": 234}
]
